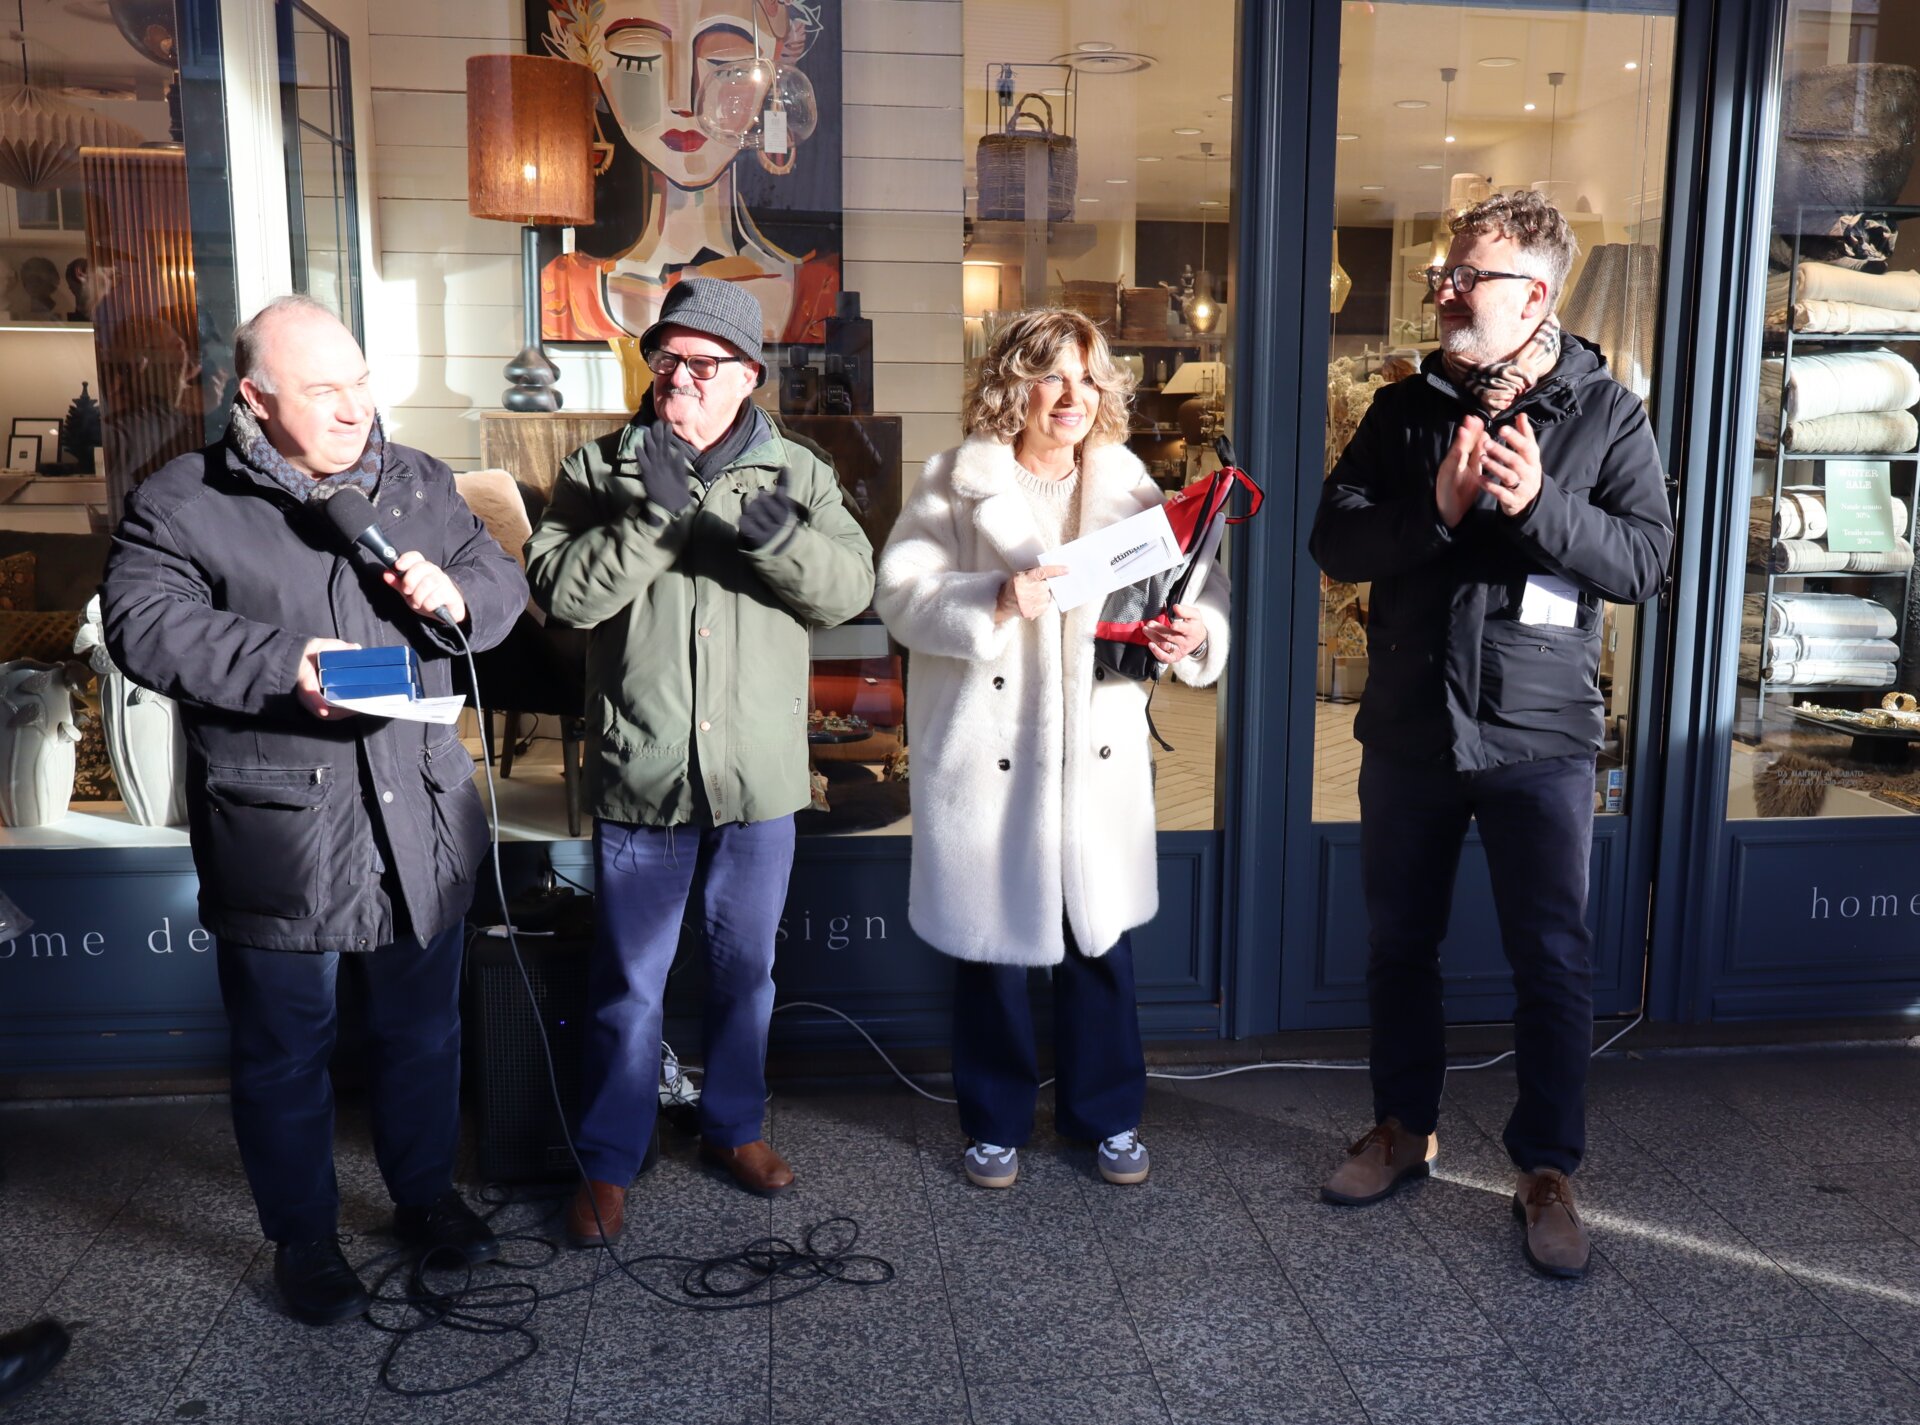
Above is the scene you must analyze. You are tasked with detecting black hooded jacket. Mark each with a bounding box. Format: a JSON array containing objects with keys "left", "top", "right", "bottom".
[{"left": 1309, "top": 335, "right": 1673, "bottom": 772}]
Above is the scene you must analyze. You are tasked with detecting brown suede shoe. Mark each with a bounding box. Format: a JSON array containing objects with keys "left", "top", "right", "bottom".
[
  {"left": 564, "top": 1179, "right": 626, "bottom": 1249},
  {"left": 699, "top": 1139, "right": 795, "bottom": 1196},
  {"left": 1319, "top": 1118, "right": 1439, "bottom": 1206},
  {"left": 1513, "top": 1168, "right": 1590, "bottom": 1280}
]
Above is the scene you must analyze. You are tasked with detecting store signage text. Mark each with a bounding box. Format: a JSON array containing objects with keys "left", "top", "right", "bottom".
[
  {"left": 0, "top": 916, "right": 210, "bottom": 961},
  {"left": 1808, "top": 887, "right": 1920, "bottom": 920}
]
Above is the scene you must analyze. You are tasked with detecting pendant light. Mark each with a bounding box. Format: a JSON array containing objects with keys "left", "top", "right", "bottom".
[
  {"left": 696, "top": 8, "right": 817, "bottom": 160},
  {"left": 1330, "top": 231, "right": 1352, "bottom": 314},
  {"left": 1185, "top": 191, "right": 1220, "bottom": 335},
  {"left": 0, "top": 0, "right": 141, "bottom": 192}
]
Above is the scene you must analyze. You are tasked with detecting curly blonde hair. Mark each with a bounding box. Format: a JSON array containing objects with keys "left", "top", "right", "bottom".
[
  {"left": 963, "top": 309, "right": 1134, "bottom": 447},
  {"left": 1450, "top": 189, "right": 1580, "bottom": 300}
]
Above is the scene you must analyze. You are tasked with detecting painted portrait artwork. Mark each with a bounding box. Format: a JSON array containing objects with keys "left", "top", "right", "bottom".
[{"left": 526, "top": 0, "right": 844, "bottom": 346}]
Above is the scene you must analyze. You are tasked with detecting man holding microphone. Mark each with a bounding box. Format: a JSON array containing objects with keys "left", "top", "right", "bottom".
[{"left": 101, "top": 295, "right": 527, "bottom": 1323}]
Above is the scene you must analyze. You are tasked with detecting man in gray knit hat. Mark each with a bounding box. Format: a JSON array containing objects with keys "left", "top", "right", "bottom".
[{"left": 527, "top": 278, "right": 874, "bottom": 1240}]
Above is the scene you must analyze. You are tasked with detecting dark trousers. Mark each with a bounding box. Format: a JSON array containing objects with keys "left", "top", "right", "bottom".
[
  {"left": 215, "top": 923, "right": 465, "bottom": 1243},
  {"left": 1358, "top": 749, "right": 1596, "bottom": 1176},
  {"left": 951, "top": 928, "right": 1146, "bottom": 1147},
  {"left": 574, "top": 815, "right": 795, "bottom": 1185}
]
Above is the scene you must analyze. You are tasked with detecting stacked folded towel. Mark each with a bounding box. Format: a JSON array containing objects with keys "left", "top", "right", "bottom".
[
  {"left": 1740, "top": 592, "right": 1901, "bottom": 686},
  {"left": 1758, "top": 351, "right": 1920, "bottom": 423},
  {"left": 1747, "top": 479, "right": 1912, "bottom": 572},
  {"left": 1766, "top": 261, "right": 1920, "bottom": 314}
]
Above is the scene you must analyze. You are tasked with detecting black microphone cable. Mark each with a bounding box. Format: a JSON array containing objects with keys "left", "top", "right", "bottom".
[{"left": 358, "top": 618, "right": 893, "bottom": 1401}]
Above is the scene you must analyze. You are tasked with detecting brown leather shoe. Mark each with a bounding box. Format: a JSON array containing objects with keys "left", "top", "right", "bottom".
[
  {"left": 699, "top": 1138, "right": 794, "bottom": 1196},
  {"left": 564, "top": 1179, "right": 626, "bottom": 1249},
  {"left": 1513, "top": 1168, "right": 1590, "bottom": 1280},
  {"left": 1320, "top": 1118, "right": 1439, "bottom": 1206}
]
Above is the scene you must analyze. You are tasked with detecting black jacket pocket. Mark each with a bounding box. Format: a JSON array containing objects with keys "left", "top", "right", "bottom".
[
  {"left": 202, "top": 766, "right": 332, "bottom": 918},
  {"left": 421, "top": 739, "right": 485, "bottom": 886}
]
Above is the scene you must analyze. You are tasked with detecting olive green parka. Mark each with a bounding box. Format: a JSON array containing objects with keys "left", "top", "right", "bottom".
[{"left": 525, "top": 408, "right": 874, "bottom": 827}]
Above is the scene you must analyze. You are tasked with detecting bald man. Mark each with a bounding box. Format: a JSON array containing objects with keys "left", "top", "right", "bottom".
[{"left": 101, "top": 296, "right": 528, "bottom": 1325}]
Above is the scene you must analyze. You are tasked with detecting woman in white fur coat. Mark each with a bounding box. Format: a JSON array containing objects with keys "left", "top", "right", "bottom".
[{"left": 875, "top": 310, "right": 1229, "bottom": 1190}]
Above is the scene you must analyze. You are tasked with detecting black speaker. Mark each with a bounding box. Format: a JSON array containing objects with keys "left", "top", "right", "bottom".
[{"left": 467, "top": 929, "right": 593, "bottom": 1182}]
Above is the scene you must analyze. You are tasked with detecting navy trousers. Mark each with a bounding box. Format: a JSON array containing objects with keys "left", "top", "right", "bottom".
[
  {"left": 951, "top": 927, "right": 1146, "bottom": 1148},
  {"left": 1358, "top": 748, "right": 1596, "bottom": 1176},
  {"left": 216, "top": 923, "right": 465, "bottom": 1243},
  {"left": 574, "top": 815, "right": 795, "bottom": 1185}
]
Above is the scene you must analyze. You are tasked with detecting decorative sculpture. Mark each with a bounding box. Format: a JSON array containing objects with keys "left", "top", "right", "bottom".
[
  {"left": 0, "top": 660, "right": 80, "bottom": 826},
  {"left": 74, "top": 595, "right": 185, "bottom": 826}
]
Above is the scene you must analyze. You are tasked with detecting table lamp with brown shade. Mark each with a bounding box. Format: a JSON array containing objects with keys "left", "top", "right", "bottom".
[{"left": 466, "top": 54, "right": 594, "bottom": 413}]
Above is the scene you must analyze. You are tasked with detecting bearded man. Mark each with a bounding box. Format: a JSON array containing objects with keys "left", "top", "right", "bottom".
[{"left": 1307, "top": 191, "right": 1672, "bottom": 1278}]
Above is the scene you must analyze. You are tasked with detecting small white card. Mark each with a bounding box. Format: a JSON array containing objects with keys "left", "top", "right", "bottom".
[
  {"left": 325, "top": 693, "right": 469, "bottom": 725},
  {"left": 1518, "top": 574, "right": 1581, "bottom": 628},
  {"left": 1040, "top": 504, "right": 1183, "bottom": 613},
  {"left": 762, "top": 107, "right": 789, "bottom": 155}
]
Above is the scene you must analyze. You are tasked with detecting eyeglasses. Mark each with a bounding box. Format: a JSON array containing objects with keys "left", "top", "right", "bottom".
[
  {"left": 1423, "top": 265, "right": 1537, "bottom": 295},
  {"left": 645, "top": 350, "right": 752, "bottom": 381}
]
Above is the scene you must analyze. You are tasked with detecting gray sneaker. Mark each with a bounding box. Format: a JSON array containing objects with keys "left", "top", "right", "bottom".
[
  {"left": 1097, "top": 1129, "right": 1150, "bottom": 1185},
  {"left": 963, "top": 1142, "right": 1018, "bottom": 1188}
]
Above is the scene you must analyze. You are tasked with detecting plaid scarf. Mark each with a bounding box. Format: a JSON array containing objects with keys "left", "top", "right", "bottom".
[
  {"left": 1442, "top": 313, "right": 1563, "bottom": 416},
  {"left": 226, "top": 401, "right": 385, "bottom": 502}
]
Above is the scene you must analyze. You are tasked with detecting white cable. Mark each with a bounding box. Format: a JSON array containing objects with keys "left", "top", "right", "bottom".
[{"left": 768, "top": 1001, "right": 1648, "bottom": 1099}]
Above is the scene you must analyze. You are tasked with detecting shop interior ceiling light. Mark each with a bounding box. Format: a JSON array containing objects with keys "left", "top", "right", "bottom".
[{"left": 0, "top": 0, "right": 140, "bottom": 192}]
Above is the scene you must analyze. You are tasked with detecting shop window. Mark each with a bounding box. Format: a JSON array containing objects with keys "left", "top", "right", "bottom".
[
  {"left": 1727, "top": 0, "right": 1920, "bottom": 819},
  {"left": 277, "top": 0, "right": 361, "bottom": 344},
  {"left": 502, "top": 0, "right": 1240, "bottom": 837},
  {"left": 1316, "top": 0, "right": 1676, "bottom": 821}
]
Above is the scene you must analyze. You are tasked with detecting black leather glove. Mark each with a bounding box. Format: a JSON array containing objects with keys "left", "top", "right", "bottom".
[
  {"left": 634, "top": 428, "right": 694, "bottom": 525},
  {"left": 737, "top": 467, "right": 805, "bottom": 552}
]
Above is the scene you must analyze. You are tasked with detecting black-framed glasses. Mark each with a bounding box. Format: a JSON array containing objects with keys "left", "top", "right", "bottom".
[
  {"left": 645, "top": 350, "right": 751, "bottom": 380},
  {"left": 1422, "top": 264, "right": 1537, "bottom": 295}
]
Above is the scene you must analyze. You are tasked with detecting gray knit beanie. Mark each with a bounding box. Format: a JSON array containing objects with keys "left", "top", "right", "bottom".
[{"left": 639, "top": 278, "right": 768, "bottom": 387}]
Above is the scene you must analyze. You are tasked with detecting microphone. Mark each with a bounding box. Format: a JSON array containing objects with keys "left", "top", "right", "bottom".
[{"left": 312, "top": 485, "right": 457, "bottom": 626}]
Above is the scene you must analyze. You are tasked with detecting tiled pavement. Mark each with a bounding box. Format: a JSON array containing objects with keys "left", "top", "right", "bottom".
[{"left": 6, "top": 1044, "right": 1920, "bottom": 1423}]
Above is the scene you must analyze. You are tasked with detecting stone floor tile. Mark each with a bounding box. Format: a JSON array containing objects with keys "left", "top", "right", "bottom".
[
  {"left": 1345, "top": 1350, "right": 1567, "bottom": 1424},
  {"left": 0, "top": 1233, "right": 90, "bottom": 1326},
  {"left": 1700, "top": 1334, "right": 1920, "bottom": 1425},
  {"left": 1073, "top": 1132, "right": 1277, "bottom": 1281},
  {"left": 1155, "top": 1358, "right": 1370, "bottom": 1425},
  {"left": 943, "top": 1235, "right": 1149, "bottom": 1388},
  {"left": 1122, "top": 1264, "right": 1342, "bottom": 1385},
  {"left": 1769, "top": 1238, "right": 1920, "bottom": 1377},
  {"left": 1268, "top": 1223, "right": 1504, "bottom": 1362},
  {"left": 968, "top": 1371, "right": 1171, "bottom": 1425},
  {"left": 771, "top": 1276, "right": 964, "bottom": 1425},
  {"left": 2, "top": 1331, "right": 200, "bottom": 1425},
  {"left": 1424, "top": 1226, "right": 1678, "bottom": 1351},
  {"left": 1514, "top": 1335, "right": 1754, "bottom": 1425},
  {"left": 567, "top": 1289, "right": 769, "bottom": 1425},
  {"left": 1681, "top": 1168, "right": 1895, "bottom": 1249},
  {"left": 1597, "top": 1230, "right": 1848, "bottom": 1346}
]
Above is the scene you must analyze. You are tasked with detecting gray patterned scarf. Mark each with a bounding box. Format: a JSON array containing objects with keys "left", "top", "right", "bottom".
[{"left": 226, "top": 401, "right": 385, "bottom": 502}]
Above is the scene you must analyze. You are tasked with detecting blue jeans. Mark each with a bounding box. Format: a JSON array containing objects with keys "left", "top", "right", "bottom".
[
  {"left": 951, "top": 927, "right": 1146, "bottom": 1148},
  {"left": 216, "top": 923, "right": 465, "bottom": 1243},
  {"left": 1358, "top": 749, "right": 1597, "bottom": 1175},
  {"left": 574, "top": 815, "right": 795, "bottom": 1185}
]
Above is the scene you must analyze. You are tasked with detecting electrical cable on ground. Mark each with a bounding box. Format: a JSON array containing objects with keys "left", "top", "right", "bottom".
[{"left": 360, "top": 632, "right": 891, "bottom": 1400}]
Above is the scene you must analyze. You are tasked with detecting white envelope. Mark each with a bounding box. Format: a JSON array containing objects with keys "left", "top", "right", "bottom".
[
  {"left": 1040, "top": 504, "right": 1183, "bottom": 613},
  {"left": 1518, "top": 574, "right": 1581, "bottom": 628},
  {"left": 325, "top": 692, "right": 469, "bottom": 725}
]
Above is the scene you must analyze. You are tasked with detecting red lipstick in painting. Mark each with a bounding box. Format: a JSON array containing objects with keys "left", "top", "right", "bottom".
[{"left": 661, "top": 129, "right": 707, "bottom": 153}]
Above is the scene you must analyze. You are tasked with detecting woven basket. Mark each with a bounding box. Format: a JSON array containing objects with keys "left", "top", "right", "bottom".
[
  {"left": 977, "top": 94, "right": 1077, "bottom": 222},
  {"left": 1062, "top": 280, "right": 1117, "bottom": 332}
]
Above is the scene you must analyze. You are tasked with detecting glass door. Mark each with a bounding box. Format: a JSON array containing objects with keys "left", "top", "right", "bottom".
[{"left": 1286, "top": 0, "right": 1680, "bottom": 1028}]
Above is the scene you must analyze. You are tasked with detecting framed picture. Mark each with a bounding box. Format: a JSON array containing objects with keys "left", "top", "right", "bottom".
[
  {"left": 5, "top": 437, "right": 36, "bottom": 471},
  {"left": 524, "top": 0, "right": 845, "bottom": 348},
  {"left": 9, "top": 418, "right": 60, "bottom": 469}
]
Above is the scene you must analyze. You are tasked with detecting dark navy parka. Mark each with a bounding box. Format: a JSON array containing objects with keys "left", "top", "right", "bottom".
[{"left": 101, "top": 437, "right": 527, "bottom": 951}]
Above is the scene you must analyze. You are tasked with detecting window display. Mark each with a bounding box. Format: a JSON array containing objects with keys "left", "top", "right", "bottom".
[{"left": 1728, "top": 0, "right": 1920, "bottom": 819}]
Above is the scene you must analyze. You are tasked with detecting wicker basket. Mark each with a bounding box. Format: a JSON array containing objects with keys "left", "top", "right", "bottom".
[
  {"left": 976, "top": 94, "right": 1077, "bottom": 222},
  {"left": 1062, "top": 280, "right": 1117, "bottom": 332},
  {"left": 1121, "top": 286, "right": 1170, "bottom": 341}
]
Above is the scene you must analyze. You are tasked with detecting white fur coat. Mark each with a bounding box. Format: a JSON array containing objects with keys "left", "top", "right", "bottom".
[{"left": 875, "top": 437, "right": 1230, "bottom": 966}]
